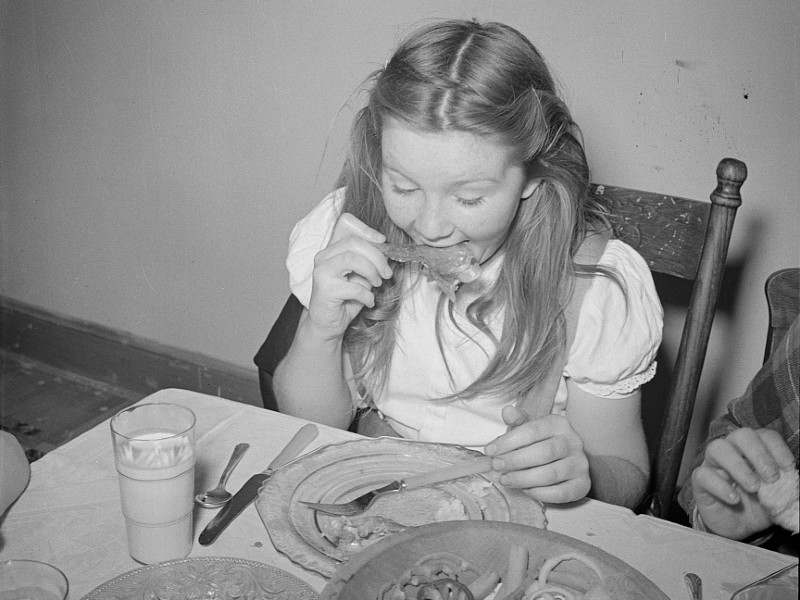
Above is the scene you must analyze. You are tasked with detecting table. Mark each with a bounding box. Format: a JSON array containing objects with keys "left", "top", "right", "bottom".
[{"left": 1, "top": 389, "right": 796, "bottom": 599}]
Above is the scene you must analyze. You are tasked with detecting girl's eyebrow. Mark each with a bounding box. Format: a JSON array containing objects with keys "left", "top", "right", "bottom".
[
  {"left": 383, "top": 165, "right": 500, "bottom": 187},
  {"left": 383, "top": 165, "right": 413, "bottom": 179},
  {"left": 450, "top": 176, "right": 500, "bottom": 187}
]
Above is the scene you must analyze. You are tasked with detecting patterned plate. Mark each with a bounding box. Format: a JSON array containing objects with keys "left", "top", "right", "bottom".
[
  {"left": 321, "top": 521, "right": 670, "bottom": 600},
  {"left": 80, "top": 557, "right": 318, "bottom": 600},
  {"left": 256, "top": 437, "right": 546, "bottom": 578}
]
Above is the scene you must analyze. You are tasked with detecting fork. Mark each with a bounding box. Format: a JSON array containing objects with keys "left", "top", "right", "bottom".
[
  {"left": 299, "top": 456, "right": 493, "bottom": 516},
  {"left": 730, "top": 563, "right": 798, "bottom": 599}
]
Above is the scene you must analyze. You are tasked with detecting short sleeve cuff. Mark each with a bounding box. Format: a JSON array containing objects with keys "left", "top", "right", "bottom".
[{"left": 572, "top": 361, "right": 657, "bottom": 398}]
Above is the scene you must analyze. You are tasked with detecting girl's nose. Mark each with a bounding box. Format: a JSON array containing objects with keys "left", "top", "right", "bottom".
[{"left": 415, "top": 196, "right": 453, "bottom": 241}]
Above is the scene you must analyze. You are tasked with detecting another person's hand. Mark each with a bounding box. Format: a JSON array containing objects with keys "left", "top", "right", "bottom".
[
  {"left": 691, "top": 427, "right": 795, "bottom": 540},
  {"left": 306, "top": 213, "right": 392, "bottom": 339},
  {"left": 484, "top": 405, "right": 591, "bottom": 504}
]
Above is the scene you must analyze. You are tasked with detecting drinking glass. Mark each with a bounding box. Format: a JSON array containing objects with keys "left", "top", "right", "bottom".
[
  {"left": 110, "top": 402, "right": 196, "bottom": 564},
  {"left": 0, "top": 560, "right": 68, "bottom": 600}
]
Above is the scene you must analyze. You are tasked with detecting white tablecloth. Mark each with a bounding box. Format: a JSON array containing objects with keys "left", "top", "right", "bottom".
[{"left": 0, "top": 389, "right": 796, "bottom": 599}]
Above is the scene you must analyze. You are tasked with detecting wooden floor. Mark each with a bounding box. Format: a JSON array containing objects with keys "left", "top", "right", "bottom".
[{"left": 0, "top": 349, "right": 145, "bottom": 462}]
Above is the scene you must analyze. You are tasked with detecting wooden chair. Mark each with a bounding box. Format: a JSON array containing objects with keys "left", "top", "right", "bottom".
[
  {"left": 591, "top": 157, "right": 747, "bottom": 518},
  {"left": 254, "top": 293, "right": 303, "bottom": 412},
  {"left": 764, "top": 268, "right": 799, "bottom": 362},
  {"left": 254, "top": 158, "right": 748, "bottom": 521}
]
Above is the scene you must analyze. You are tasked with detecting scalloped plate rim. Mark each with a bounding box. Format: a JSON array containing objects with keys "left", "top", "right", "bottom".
[
  {"left": 255, "top": 437, "right": 546, "bottom": 578},
  {"left": 79, "top": 556, "right": 319, "bottom": 600}
]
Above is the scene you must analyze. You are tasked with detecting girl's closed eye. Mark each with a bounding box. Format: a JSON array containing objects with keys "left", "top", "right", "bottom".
[
  {"left": 391, "top": 184, "right": 418, "bottom": 196},
  {"left": 456, "top": 195, "right": 485, "bottom": 207}
]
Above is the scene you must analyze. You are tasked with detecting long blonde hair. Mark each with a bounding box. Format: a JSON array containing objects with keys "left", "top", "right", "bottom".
[{"left": 337, "top": 20, "right": 611, "bottom": 405}]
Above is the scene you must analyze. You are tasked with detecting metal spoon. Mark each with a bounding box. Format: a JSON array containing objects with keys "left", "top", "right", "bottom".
[
  {"left": 684, "top": 572, "right": 703, "bottom": 600},
  {"left": 195, "top": 443, "right": 250, "bottom": 508}
]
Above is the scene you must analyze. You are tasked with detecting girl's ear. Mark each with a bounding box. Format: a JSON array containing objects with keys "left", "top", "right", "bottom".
[{"left": 521, "top": 177, "right": 543, "bottom": 200}]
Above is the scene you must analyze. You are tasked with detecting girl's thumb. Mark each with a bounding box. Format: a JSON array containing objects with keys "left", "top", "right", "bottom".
[{"left": 502, "top": 404, "right": 529, "bottom": 428}]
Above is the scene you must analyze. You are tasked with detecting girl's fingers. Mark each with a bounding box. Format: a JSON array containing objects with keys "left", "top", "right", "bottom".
[
  {"left": 307, "top": 282, "right": 375, "bottom": 331},
  {"left": 497, "top": 454, "right": 586, "bottom": 487},
  {"left": 501, "top": 404, "right": 529, "bottom": 428},
  {"left": 315, "top": 247, "right": 389, "bottom": 288},
  {"left": 491, "top": 433, "right": 581, "bottom": 473},
  {"left": 486, "top": 414, "right": 573, "bottom": 456},
  {"left": 342, "top": 283, "right": 376, "bottom": 308},
  {"left": 515, "top": 474, "right": 591, "bottom": 505},
  {"left": 332, "top": 212, "right": 386, "bottom": 244},
  {"left": 485, "top": 415, "right": 590, "bottom": 504},
  {"left": 320, "top": 236, "right": 393, "bottom": 281},
  {"left": 312, "top": 274, "right": 377, "bottom": 308},
  {"left": 346, "top": 272, "right": 374, "bottom": 291}
]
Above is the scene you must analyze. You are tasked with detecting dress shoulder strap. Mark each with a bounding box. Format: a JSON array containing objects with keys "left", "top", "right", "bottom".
[
  {"left": 516, "top": 229, "right": 612, "bottom": 419},
  {"left": 565, "top": 228, "right": 613, "bottom": 348}
]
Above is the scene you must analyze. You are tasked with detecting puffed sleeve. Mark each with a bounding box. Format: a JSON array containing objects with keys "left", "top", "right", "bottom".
[
  {"left": 285, "top": 189, "right": 345, "bottom": 308},
  {"left": 565, "top": 240, "right": 664, "bottom": 398}
]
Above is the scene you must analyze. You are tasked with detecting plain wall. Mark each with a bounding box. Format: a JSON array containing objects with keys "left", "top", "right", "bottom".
[{"left": 2, "top": 1, "right": 798, "bottom": 481}]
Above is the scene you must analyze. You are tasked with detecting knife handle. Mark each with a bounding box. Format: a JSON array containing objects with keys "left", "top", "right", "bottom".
[
  {"left": 404, "top": 456, "right": 493, "bottom": 491},
  {"left": 268, "top": 423, "right": 319, "bottom": 471}
]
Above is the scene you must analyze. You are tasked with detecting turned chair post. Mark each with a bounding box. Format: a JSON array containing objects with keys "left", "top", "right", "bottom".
[{"left": 648, "top": 158, "right": 746, "bottom": 517}]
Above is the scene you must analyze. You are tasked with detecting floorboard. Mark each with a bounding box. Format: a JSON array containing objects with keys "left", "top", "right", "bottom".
[{"left": 0, "top": 349, "right": 145, "bottom": 462}]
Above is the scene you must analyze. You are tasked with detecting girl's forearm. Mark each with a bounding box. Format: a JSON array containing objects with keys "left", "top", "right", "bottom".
[
  {"left": 272, "top": 313, "right": 356, "bottom": 429},
  {"left": 587, "top": 454, "right": 649, "bottom": 509}
]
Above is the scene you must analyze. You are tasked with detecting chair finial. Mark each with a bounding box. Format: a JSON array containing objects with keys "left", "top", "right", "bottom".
[{"left": 711, "top": 158, "right": 747, "bottom": 208}]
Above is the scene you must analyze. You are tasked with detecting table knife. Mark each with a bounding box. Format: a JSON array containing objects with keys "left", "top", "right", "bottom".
[{"left": 198, "top": 422, "right": 319, "bottom": 546}]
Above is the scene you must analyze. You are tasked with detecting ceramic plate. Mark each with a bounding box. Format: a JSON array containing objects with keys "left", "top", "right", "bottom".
[
  {"left": 80, "top": 557, "right": 318, "bottom": 600},
  {"left": 320, "top": 520, "right": 670, "bottom": 599},
  {"left": 256, "top": 437, "right": 546, "bottom": 578}
]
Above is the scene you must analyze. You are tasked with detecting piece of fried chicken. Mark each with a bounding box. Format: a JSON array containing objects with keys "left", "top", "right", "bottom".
[{"left": 378, "top": 242, "right": 481, "bottom": 302}]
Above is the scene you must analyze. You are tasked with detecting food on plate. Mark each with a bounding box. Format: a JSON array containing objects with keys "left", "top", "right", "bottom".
[
  {"left": 758, "top": 467, "right": 800, "bottom": 534},
  {"left": 522, "top": 552, "right": 603, "bottom": 600},
  {"left": 417, "top": 577, "right": 475, "bottom": 600},
  {"left": 494, "top": 544, "right": 528, "bottom": 599},
  {"left": 376, "top": 545, "right": 606, "bottom": 600},
  {"left": 378, "top": 551, "right": 483, "bottom": 600},
  {"left": 320, "top": 488, "right": 470, "bottom": 551},
  {"left": 378, "top": 242, "right": 481, "bottom": 301},
  {"left": 324, "top": 515, "right": 408, "bottom": 549}
]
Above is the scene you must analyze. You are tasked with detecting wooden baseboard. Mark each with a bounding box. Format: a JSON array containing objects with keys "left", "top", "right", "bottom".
[{"left": 0, "top": 295, "right": 263, "bottom": 407}]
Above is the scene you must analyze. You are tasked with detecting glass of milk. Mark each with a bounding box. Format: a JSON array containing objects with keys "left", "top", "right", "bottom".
[
  {"left": 0, "top": 560, "right": 68, "bottom": 600},
  {"left": 110, "top": 402, "right": 196, "bottom": 564}
]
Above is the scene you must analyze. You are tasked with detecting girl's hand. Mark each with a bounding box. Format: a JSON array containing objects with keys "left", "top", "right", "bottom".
[
  {"left": 691, "top": 427, "right": 794, "bottom": 540},
  {"left": 484, "top": 405, "right": 591, "bottom": 504},
  {"left": 306, "top": 213, "right": 393, "bottom": 339}
]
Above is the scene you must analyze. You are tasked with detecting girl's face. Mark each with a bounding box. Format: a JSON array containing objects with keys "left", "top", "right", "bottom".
[{"left": 380, "top": 118, "right": 539, "bottom": 265}]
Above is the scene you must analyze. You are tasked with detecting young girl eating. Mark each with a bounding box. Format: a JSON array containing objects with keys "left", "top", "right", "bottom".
[{"left": 273, "top": 19, "right": 662, "bottom": 509}]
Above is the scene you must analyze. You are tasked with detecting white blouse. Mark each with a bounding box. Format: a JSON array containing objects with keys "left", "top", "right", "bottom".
[{"left": 286, "top": 190, "right": 664, "bottom": 447}]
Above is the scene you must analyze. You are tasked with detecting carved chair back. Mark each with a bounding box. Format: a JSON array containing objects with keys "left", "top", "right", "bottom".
[{"left": 591, "top": 157, "right": 747, "bottom": 518}]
